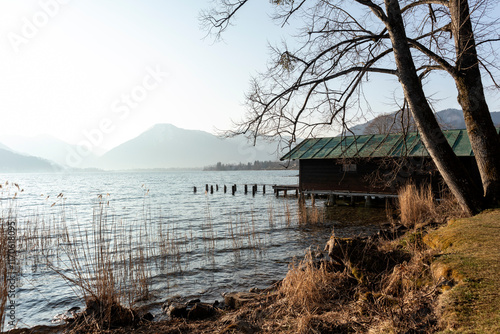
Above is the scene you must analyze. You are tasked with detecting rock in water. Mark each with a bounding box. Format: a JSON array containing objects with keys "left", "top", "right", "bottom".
[{"left": 167, "top": 303, "right": 188, "bottom": 319}]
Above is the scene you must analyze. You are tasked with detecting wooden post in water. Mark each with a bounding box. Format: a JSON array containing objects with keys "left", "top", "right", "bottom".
[
  {"left": 298, "top": 192, "right": 306, "bottom": 206},
  {"left": 311, "top": 193, "right": 315, "bottom": 207},
  {"left": 263, "top": 185, "right": 266, "bottom": 194},
  {"left": 224, "top": 185, "right": 227, "bottom": 193},
  {"left": 232, "top": 185, "right": 236, "bottom": 195},
  {"left": 244, "top": 184, "right": 248, "bottom": 194},
  {"left": 365, "top": 196, "right": 372, "bottom": 208},
  {"left": 193, "top": 186, "right": 197, "bottom": 193},
  {"left": 210, "top": 185, "right": 214, "bottom": 194},
  {"left": 252, "top": 185, "right": 256, "bottom": 196},
  {"left": 216, "top": 185, "right": 219, "bottom": 191},
  {"left": 205, "top": 184, "right": 209, "bottom": 192},
  {"left": 327, "top": 194, "right": 336, "bottom": 207}
]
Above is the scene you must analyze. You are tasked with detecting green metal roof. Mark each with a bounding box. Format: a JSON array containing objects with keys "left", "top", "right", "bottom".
[{"left": 281, "top": 129, "right": 493, "bottom": 161}]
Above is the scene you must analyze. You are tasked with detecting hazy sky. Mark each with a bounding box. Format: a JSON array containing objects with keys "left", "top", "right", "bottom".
[{"left": 0, "top": 1, "right": 499, "bottom": 152}]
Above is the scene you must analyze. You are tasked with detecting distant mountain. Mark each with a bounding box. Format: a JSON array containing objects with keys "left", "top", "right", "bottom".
[
  {"left": 0, "top": 134, "right": 101, "bottom": 168},
  {"left": 436, "top": 108, "right": 500, "bottom": 129},
  {"left": 10, "top": 108, "right": 496, "bottom": 172},
  {"left": 96, "top": 124, "right": 283, "bottom": 170},
  {"left": 350, "top": 108, "right": 500, "bottom": 135},
  {"left": 0, "top": 142, "right": 12, "bottom": 151},
  {"left": 0, "top": 148, "right": 63, "bottom": 172}
]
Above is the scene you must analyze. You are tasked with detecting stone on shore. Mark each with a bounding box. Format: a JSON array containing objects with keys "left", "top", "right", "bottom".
[
  {"left": 187, "top": 302, "right": 217, "bottom": 320},
  {"left": 223, "top": 292, "right": 261, "bottom": 309},
  {"left": 166, "top": 300, "right": 218, "bottom": 320}
]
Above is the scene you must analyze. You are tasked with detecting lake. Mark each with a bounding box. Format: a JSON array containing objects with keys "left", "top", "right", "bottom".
[{"left": 0, "top": 170, "right": 383, "bottom": 329}]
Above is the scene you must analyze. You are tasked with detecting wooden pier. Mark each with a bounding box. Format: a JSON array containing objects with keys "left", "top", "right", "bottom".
[
  {"left": 194, "top": 183, "right": 397, "bottom": 208},
  {"left": 272, "top": 185, "right": 299, "bottom": 197}
]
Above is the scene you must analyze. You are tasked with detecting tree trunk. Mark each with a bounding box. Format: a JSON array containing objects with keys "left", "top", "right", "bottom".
[
  {"left": 384, "top": 0, "right": 483, "bottom": 215},
  {"left": 449, "top": 0, "right": 500, "bottom": 205}
]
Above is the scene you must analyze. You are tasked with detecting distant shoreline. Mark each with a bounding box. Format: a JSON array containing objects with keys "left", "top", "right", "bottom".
[{"left": 203, "top": 160, "right": 298, "bottom": 171}]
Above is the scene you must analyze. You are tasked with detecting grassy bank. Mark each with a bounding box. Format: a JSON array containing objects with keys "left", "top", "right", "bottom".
[{"left": 424, "top": 209, "right": 500, "bottom": 333}]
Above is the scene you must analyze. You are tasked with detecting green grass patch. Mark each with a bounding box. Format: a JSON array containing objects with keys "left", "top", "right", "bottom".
[{"left": 424, "top": 209, "right": 500, "bottom": 333}]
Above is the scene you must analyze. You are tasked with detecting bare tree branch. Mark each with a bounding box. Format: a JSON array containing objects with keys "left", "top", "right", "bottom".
[
  {"left": 200, "top": 0, "right": 249, "bottom": 40},
  {"left": 407, "top": 37, "right": 458, "bottom": 76},
  {"left": 401, "top": 0, "right": 449, "bottom": 13},
  {"left": 354, "top": 0, "right": 389, "bottom": 23}
]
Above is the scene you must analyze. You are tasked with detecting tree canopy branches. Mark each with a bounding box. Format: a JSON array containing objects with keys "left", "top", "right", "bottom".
[
  {"left": 202, "top": 0, "right": 498, "bottom": 141},
  {"left": 201, "top": 0, "right": 500, "bottom": 213}
]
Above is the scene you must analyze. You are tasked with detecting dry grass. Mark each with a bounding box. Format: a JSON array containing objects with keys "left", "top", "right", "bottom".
[
  {"left": 279, "top": 253, "right": 348, "bottom": 313},
  {"left": 397, "top": 183, "right": 437, "bottom": 227},
  {"left": 271, "top": 230, "right": 440, "bottom": 333},
  {"left": 434, "top": 189, "right": 468, "bottom": 222},
  {"left": 397, "top": 183, "right": 467, "bottom": 229}
]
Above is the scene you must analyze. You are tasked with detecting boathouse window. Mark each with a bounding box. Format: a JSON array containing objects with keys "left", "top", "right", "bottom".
[{"left": 342, "top": 163, "right": 357, "bottom": 172}]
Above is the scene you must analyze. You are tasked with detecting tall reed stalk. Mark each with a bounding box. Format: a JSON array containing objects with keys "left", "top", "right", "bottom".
[
  {"left": 298, "top": 203, "right": 324, "bottom": 225},
  {"left": 42, "top": 196, "right": 159, "bottom": 327}
]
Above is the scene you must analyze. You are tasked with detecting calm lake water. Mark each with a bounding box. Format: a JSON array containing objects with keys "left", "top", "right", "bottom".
[{"left": 0, "top": 170, "right": 383, "bottom": 329}]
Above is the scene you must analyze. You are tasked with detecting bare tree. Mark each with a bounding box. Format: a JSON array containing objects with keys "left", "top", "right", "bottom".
[
  {"left": 201, "top": 0, "right": 500, "bottom": 214},
  {"left": 398, "top": 0, "right": 500, "bottom": 204},
  {"left": 449, "top": 0, "right": 500, "bottom": 204}
]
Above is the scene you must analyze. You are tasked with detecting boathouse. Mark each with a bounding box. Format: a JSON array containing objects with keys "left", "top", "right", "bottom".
[{"left": 280, "top": 129, "right": 482, "bottom": 197}]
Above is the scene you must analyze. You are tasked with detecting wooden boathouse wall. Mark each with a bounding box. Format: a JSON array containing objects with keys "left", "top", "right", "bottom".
[
  {"left": 298, "top": 156, "right": 481, "bottom": 196},
  {"left": 281, "top": 129, "right": 489, "bottom": 197},
  {"left": 298, "top": 157, "right": 443, "bottom": 194}
]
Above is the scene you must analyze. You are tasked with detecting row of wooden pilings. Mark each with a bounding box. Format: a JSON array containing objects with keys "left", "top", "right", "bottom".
[
  {"left": 192, "top": 184, "right": 389, "bottom": 208},
  {"left": 193, "top": 184, "right": 267, "bottom": 196}
]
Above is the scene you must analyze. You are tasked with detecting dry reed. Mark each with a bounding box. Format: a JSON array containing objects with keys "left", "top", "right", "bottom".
[
  {"left": 397, "top": 183, "right": 436, "bottom": 227},
  {"left": 279, "top": 253, "right": 347, "bottom": 313},
  {"left": 398, "top": 183, "right": 467, "bottom": 228},
  {"left": 298, "top": 204, "right": 324, "bottom": 225},
  {"left": 2, "top": 185, "right": 320, "bottom": 331},
  {"left": 39, "top": 196, "right": 162, "bottom": 329},
  {"left": 226, "top": 211, "right": 267, "bottom": 262}
]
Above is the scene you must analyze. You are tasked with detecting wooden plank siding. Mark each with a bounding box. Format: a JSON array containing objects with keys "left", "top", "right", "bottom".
[{"left": 299, "top": 157, "right": 451, "bottom": 195}]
